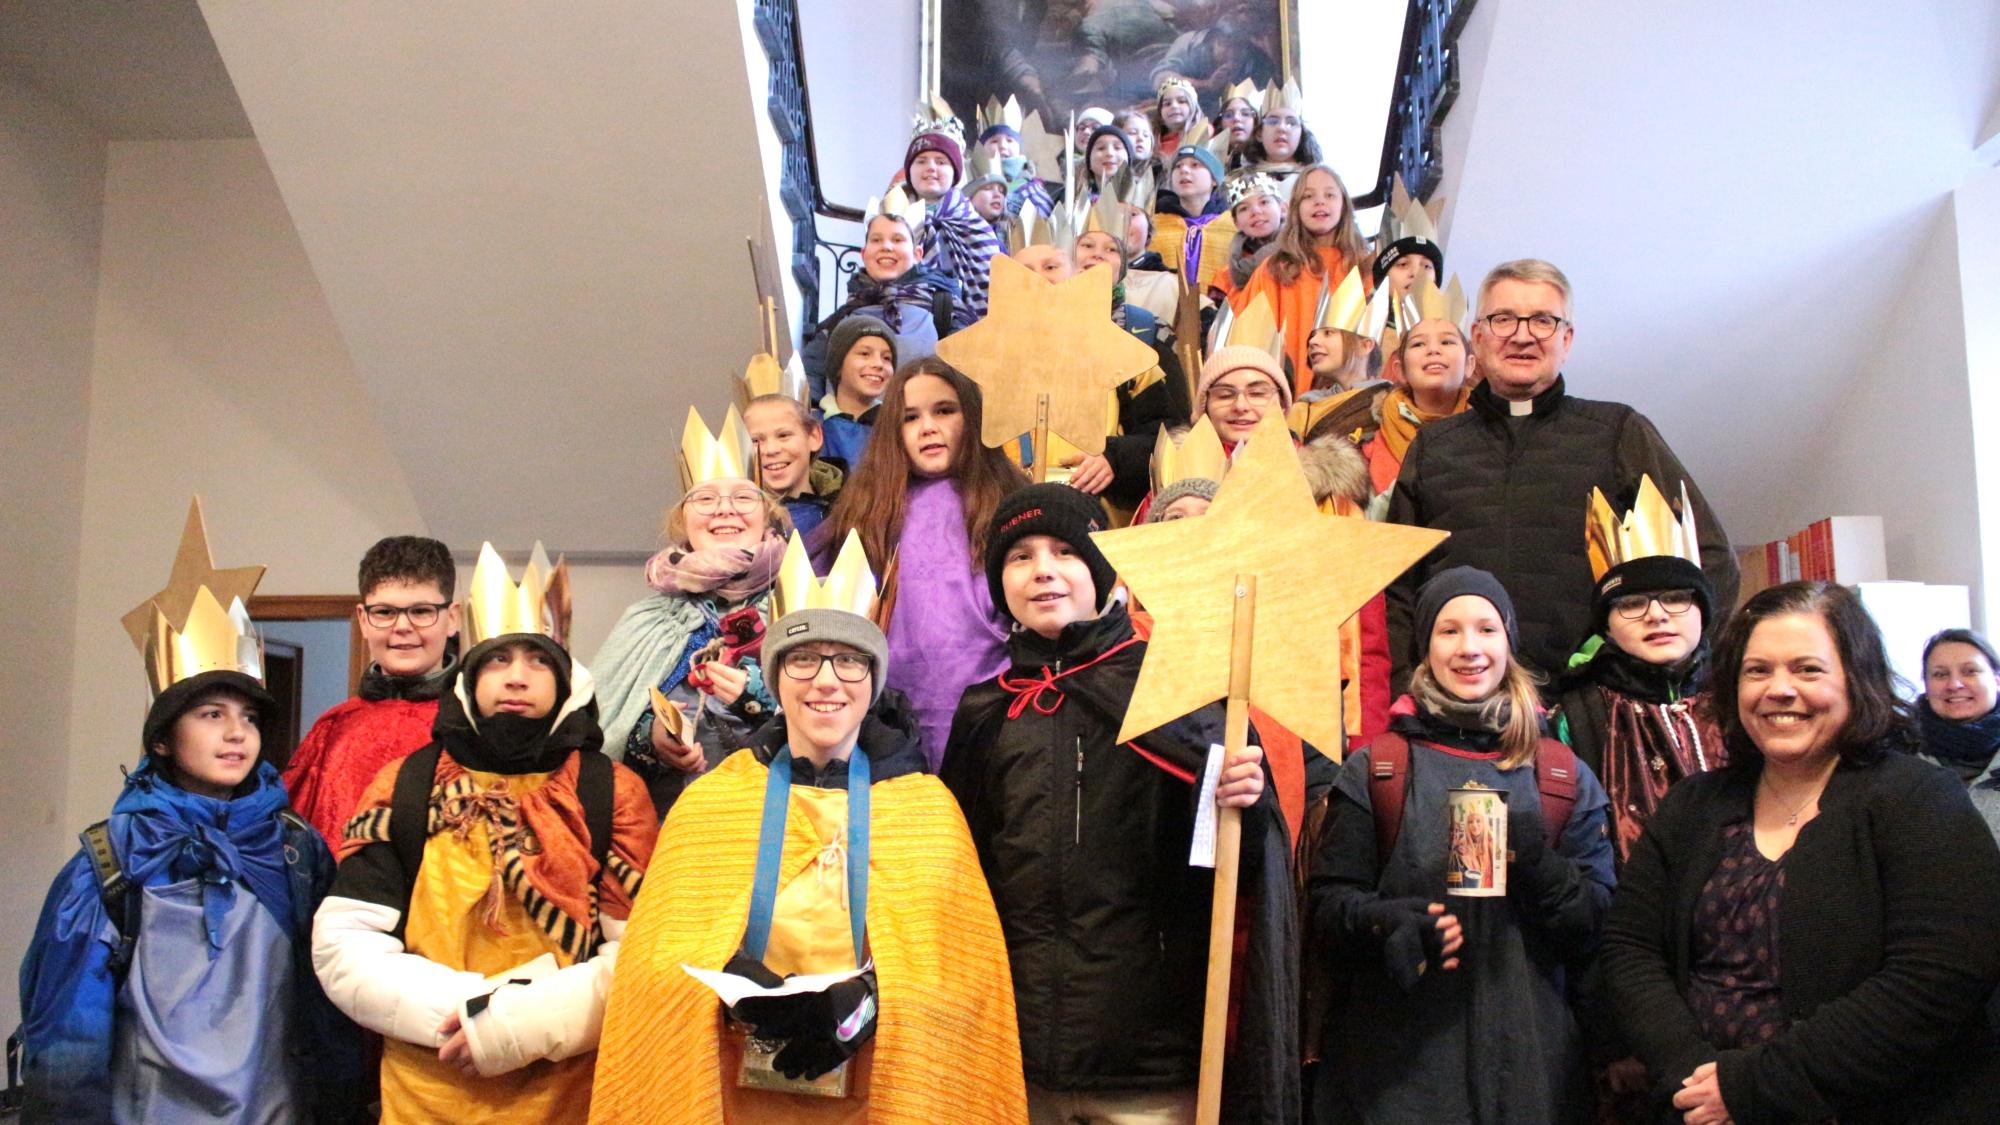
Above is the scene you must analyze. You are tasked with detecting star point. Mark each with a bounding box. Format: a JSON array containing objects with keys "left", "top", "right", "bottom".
[{"left": 120, "top": 497, "right": 267, "bottom": 650}]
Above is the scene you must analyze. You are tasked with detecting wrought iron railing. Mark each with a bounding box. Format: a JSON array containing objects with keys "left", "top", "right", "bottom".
[{"left": 754, "top": 0, "right": 1479, "bottom": 325}]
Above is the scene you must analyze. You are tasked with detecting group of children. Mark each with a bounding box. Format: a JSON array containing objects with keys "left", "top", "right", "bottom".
[{"left": 19, "top": 73, "right": 1749, "bottom": 1125}]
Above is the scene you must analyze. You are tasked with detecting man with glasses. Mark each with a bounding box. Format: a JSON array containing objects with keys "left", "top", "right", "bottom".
[
  {"left": 282, "top": 535, "right": 462, "bottom": 843},
  {"left": 1384, "top": 259, "right": 1738, "bottom": 697}
]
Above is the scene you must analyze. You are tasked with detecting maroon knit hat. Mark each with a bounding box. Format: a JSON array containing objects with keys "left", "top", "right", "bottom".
[{"left": 904, "top": 131, "right": 964, "bottom": 191}]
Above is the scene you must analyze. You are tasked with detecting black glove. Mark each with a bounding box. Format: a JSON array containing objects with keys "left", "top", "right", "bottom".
[
  {"left": 1351, "top": 896, "right": 1448, "bottom": 990},
  {"left": 1506, "top": 810, "right": 1572, "bottom": 902},
  {"left": 734, "top": 971, "right": 879, "bottom": 1080},
  {"left": 720, "top": 953, "right": 785, "bottom": 1026}
]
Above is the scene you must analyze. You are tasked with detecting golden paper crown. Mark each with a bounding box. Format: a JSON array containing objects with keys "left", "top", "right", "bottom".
[
  {"left": 1216, "top": 290, "right": 1285, "bottom": 360},
  {"left": 144, "top": 588, "right": 264, "bottom": 696},
  {"left": 1586, "top": 475, "right": 1703, "bottom": 582},
  {"left": 738, "top": 349, "right": 808, "bottom": 409},
  {"left": 464, "top": 541, "right": 572, "bottom": 646},
  {"left": 1261, "top": 78, "right": 1304, "bottom": 117},
  {"left": 1313, "top": 267, "right": 1370, "bottom": 333},
  {"left": 123, "top": 497, "right": 268, "bottom": 697},
  {"left": 1151, "top": 416, "right": 1229, "bottom": 493},
  {"left": 1379, "top": 175, "right": 1444, "bottom": 248},
  {"left": 1009, "top": 197, "right": 1086, "bottom": 255},
  {"left": 965, "top": 147, "right": 1009, "bottom": 191},
  {"left": 865, "top": 185, "right": 928, "bottom": 235},
  {"left": 910, "top": 94, "right": 964, "bottom": 144},
  {"left": 976, "top": 95, "right": 1024, "bottom": 137},
  {"left": 1176, "top": 111, "right": 1215, "bottom": 150},
  {"left": 680, "top": 404, "right": 755, "bottom": 490},
  {"left": 1225, "top": 171, "right": 1282, "bottom": 209},
  {"left": 1156, "top": 76, "right": 1199, "bottom": 107},
  {"left": 1400, "top": 275, "right": 1468, "bottom": 331},
  {"left": 1220, "top": 77, "right": 1262, "bottom": 109},
  {"left": 770, "top": 530, "right": 880, "bottom": 622}
]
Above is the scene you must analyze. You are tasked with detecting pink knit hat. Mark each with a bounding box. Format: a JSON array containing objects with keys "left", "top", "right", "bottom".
[{"left": 1192, "top": 345, "right": 1292, "bottom": 423}]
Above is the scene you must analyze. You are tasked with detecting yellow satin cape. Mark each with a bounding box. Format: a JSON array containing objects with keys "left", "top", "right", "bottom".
[{"left": 590, "top": 750, "right": 1026, "bottom": 1124}]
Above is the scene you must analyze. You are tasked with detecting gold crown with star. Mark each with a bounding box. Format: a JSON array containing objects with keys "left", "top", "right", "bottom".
[
  {"left": 770, "top": 529, "right": 880, "bottom": 622},
  {"left": 464, "top": 541, "right": 572, "bottom": 647},
  {"left": 1157, "top": 76, "right": 1199, "bottom": 106},
  {"left": 121, "top": 497, "right": 268, "bottom": 698},
  {"left": 1586, "top": 475, "right": 1703, "bottom": 582},
  {"left": 1224, "top": 171, "right": 1282, "bottom": 209},
  {"left": 1151, "top": 416, "right": 1229, "bottom": 493},
  {"left": 680, "top": 404, "right": 755, "bottom": 491},
  {"left": 910, "top": 94, "right": 965, "bottom": 145}
]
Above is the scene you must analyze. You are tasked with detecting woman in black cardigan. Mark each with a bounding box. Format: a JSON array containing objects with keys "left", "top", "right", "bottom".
[{"left": 1601, "top": 580, "right": 2000, "bottom": 1125}]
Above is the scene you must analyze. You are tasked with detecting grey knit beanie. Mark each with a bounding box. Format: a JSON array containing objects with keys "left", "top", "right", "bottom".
[
  {"left": 1147, "top": 477, "right": 1220, "bottom": 521},
  {"left": 762, "top": 608, "right": 891, "bottom": 705}
]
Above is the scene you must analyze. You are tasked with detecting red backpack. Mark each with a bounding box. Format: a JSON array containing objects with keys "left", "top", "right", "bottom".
[{"left": 1365, "top": 732, "right": 1579, "bottom": 862}]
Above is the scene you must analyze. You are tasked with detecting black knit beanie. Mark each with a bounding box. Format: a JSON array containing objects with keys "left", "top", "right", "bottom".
[
  {"left": 141, "top": 669, "right": 284, "bottom": 769},
  {"left": 1412, "top": 566, "right": 1518, "bottom": 663},
  {"left": 825, "top": 315, "right": 897, "bottom": 394},
  {"left": 985, "top": 484, "right": 1118, "bottom": 614},
  {"left": 1594, "top": 555, "right": 1713, "bottom": 634},
  {"left": 1085, "top": 125, "right": 1134, "bottom": 180}
]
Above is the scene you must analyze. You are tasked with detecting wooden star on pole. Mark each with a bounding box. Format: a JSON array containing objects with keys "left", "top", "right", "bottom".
[
  {"left": 935, "top": 253, "right": 1158, "bottom": 456},
  {"left": 120, "top": 497, "right": 267, "bottom": 650},
  {"left": 1092, "top": 413, "right": 1447, "bottom": 754}
]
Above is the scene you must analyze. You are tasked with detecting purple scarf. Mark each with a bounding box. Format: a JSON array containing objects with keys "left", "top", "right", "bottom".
[{"left": 644, "top": 534, "right": 787, "bottom": 604}]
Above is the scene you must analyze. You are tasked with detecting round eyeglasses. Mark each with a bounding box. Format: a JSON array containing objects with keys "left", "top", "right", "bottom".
[
  {"left": 683, "top": 488, "right": 765, "bottom": 516},
  {"left": 1477, "top": 312, "right": 1567, "bottom": 340}
]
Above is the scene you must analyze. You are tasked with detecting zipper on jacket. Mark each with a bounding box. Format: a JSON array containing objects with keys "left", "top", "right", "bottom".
[{"left": 1073, "top": 735, "right": 1084, "bottom": 845}]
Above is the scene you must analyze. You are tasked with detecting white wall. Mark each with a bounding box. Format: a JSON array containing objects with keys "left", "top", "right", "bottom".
[
  {"left": 1959, "top": 163, "right": 2000, "bottom": 629},
  {"left": 0, "top": 74, "right": 105, "bottom": 1023},
  {"left": 63, "top": 138, "right": 428, "bottom": 833}
]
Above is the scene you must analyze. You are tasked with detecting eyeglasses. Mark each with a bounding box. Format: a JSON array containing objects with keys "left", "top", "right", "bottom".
[
  {"left": 1206, "top": 383, "right": 1279, "bottom": 407},
  {"left": 361, "top": 602, "right": 450, "bottom": 628},
  {"left": 1608, "top": 591, "right": 1697, "bottom": 620},
  {"left": 1260, "top": 115, "right": 1300, "bottom": 129},
  {"left": 781, "top": 650, "right": 873, "bottom": 683},
  {"left": 683, "top": 488, "right": 765, "bottom": 515},
  {"left": 1477, "top": 312, "right": 1567, "bottom": 340}
]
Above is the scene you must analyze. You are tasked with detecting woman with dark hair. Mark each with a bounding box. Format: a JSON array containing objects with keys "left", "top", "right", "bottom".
[
  {"left": 1602, "top": 580, "right": 2000, "bottom": 1125},
  {"left": 1240, "top": 85, "right": 1323, "bottom": 197},
  {"left": 814, "top": 358, "right": 1028, "bottom": 768},
  {"left": 1917, "top": 626, "right": 2000, "bottom": 837}
]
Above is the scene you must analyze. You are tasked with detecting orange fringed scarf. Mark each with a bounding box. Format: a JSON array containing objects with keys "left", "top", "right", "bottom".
[
  {"left": 1366, "top": 383, "right": 1473, "bottom": 493},
  {"left": 590, "top": 751, "right": 1026, "bottom": 1124}
]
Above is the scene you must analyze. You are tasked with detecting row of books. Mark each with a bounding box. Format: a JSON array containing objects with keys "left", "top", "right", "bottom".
[{"left": 1735, "top": 515, "right": 1887, "bottom": 607}]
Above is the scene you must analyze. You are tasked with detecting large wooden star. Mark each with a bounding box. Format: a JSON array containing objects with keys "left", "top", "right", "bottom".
[
  {"left": 935, "top": 254, "right": 1158, "bottom": 455},
  {"left": 120, "top": 497, "right": 267, "bottom": 649},
  {"left": 1092, "top": 414, "right": 1446, "bottom": 753}
]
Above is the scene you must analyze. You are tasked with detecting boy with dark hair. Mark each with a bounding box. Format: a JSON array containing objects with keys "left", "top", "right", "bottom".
[
  {"left": 313, "top": 543, "right": 657, "bottom": 1120},
  {"left": 282, "top": 534, "right": 462, "bottom": 844}
]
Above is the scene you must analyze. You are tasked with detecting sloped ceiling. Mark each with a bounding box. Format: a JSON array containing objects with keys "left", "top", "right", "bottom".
[
  {"left": 0, "top": 0, "right": 252, "bottom": 138},
  {"left": 198, "top": 1, "right": 769, "bottom": 553},
  {"left": 1438, "top": 0, "right": 2000, "bottom": 543}
]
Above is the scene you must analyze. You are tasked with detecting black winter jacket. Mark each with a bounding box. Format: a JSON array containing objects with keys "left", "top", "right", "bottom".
[
  {"left": 1384, "top": 377, "right": 1738, "bottom": 693},
  {"left": 1100, "top": 315, "right": 1190, "bottom": 509},
  {"left": 1601, "top": 752, "right": 2000, "bottom": 1124},
  {"left": 940, "top": 605, "right": 1294, "bottom": 1116}
]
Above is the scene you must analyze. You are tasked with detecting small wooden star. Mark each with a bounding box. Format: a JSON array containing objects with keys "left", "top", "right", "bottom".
[
  {"left": 1092, "top": 413, "right": 1447, "bottom": 754},
  {"left": 936, "top": 254, "right": 1159, "bottom": 455},
  {"left": 120, "top": 497, "right": 266, "bottom": 650}
]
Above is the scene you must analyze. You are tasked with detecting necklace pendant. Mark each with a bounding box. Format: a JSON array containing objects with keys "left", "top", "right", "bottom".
[{"left": 1786, "top": 812, "right": 1799, "bottom": 826}]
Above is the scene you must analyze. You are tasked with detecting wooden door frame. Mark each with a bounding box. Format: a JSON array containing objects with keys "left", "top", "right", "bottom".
[{"left": 248, "top": 595, "right": 367, "bottom": 696}]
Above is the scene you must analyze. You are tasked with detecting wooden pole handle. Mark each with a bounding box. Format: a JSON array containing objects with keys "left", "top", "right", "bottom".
[
  {"left": 1195, "top": 574, "right": 1257, "bottom": 1125},
  {"left": 1033, "top": 392, "right": 1052, "bottom": 484}
]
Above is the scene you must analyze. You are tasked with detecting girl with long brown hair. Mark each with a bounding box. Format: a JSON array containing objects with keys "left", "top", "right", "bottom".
[
  {"left": 816, "top": 357, "right": 1027, "bottom": 768},
  {"left": 1240, "top": 164, "right": 1371, "bottom": 395}
]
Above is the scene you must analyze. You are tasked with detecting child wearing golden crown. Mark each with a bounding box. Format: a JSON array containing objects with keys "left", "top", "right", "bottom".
[
  {"left": 592, "top": 406, "right": 792, "bottom": 818},
  {"left": 590, "top": 532, "right": 1026, "bottom": 1122},
  {"left": 19, "top": 499, "right": 363, "bottom": 1122},
  {"left": 312, "top": 544, "right": 657, "bottom": 1122}
]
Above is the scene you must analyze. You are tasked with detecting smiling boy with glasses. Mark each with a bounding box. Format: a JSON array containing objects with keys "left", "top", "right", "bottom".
[{"left": 282, "top": 535, "right": 463, "bottom": 844}]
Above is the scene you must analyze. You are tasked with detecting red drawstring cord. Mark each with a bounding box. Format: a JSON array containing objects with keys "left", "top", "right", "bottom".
[{"left": 998, "top": 636, "right": 1142, "bottom": 720}]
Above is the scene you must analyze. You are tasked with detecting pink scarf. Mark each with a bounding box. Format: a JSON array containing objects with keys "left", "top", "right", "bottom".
[{"left": 643, "top": 534, "right": 787, "bottom": 604}]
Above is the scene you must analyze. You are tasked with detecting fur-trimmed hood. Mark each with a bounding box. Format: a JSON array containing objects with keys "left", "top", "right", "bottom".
[{"left": 1298, "top": 431, "right": 1370, "bottom": 506}]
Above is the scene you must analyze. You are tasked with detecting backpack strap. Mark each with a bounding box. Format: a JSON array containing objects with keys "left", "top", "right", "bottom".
[
  {"left": 389, "top": 745, "right": 444, "bottom": 886},
  {"left": 1366, "top": 732, "right": 1412, "bottom": 864},
  {"left": 79, "top": 821, "right": 140, "bottom": 974},
  {"left": 932, "top": 288, "right": 954, "bottom": 341},
  {"left": 1535, "top": 738, "right": 1580, "bottom": 845},
  {"left": 577, "top": 750, "right": 615, "bottom": 872}
]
